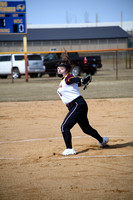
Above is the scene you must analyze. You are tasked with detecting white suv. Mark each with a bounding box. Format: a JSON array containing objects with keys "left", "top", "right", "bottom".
[{"left": 0, "top": 54, "right": 46, "bottom": 79}]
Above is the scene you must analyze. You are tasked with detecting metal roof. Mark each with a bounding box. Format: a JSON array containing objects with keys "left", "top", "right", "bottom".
[
  {"left": 27, "top": 21, "right": 133, "bottom": 31},
  {"left": 0, "top": 26, "right": 130, "bottom": 41}
]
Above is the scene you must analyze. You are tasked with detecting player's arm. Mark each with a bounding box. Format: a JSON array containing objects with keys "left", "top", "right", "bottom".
[
  {"left": 66, "top": 74, "right": 92, "bottom": 89},
  {"left": 68, "top": 74, "right": 92, "bottom": 89},
  {"left": 68, "top": 77, "right": 82, "bottom": 87}
]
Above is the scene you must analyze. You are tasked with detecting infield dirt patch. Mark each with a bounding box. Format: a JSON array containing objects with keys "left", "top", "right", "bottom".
[{"left": 0, "top": 98, "right": 133, "bottom": 200}]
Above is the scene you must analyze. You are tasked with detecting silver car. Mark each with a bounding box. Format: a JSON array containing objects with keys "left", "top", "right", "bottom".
[{"left": 28, "top": 54, "right": 46, "bottom": 78}]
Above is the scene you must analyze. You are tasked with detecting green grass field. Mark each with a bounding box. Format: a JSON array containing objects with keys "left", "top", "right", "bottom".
[{"left": 0, "top": 67, "right": 133, "bottom": 102}]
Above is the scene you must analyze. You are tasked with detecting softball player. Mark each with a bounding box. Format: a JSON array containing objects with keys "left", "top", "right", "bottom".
[{"left": 57, "top": 63, "right": 109, "bottom": 156}]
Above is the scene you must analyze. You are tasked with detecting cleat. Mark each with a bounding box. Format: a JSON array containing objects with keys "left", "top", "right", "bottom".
[
  {"left": 62, "top": 148, "right": 76, "bottom": 156},
  {"left": 99, "top": 137, "right": 109, "bottom": 147}
]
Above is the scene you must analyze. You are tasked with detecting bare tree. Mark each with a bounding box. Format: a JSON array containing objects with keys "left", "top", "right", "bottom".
[
  {"left": 66, "top": 11, "right": 71, "bottom": 24},
  {"left": 84, "top": 11, "right": 89, "bottom": 23},
  {"left": 74, "top": 15, "right": 77, "bottom": 23}
]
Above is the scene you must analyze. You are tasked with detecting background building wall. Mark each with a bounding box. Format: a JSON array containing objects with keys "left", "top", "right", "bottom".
[{"left": 0, "top": 38, "right": 128, "bottom": 52}]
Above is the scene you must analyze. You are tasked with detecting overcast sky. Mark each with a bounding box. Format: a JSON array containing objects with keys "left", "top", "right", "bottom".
[{"left": 26, "top": 0, "right": 133, "bottom": 25}]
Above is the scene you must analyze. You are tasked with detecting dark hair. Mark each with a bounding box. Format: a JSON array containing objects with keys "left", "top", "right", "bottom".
[
  {"left": 58, "top": 50, "right": 71, "bottom": 71},
  {"left": 58, "top": 62, "right": 71, "bottom": 71}
]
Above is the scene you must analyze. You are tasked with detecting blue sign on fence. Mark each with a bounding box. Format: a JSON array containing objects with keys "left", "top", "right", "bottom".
[{"left": 0, "top": 1, "right": 27, "bottom": 34}]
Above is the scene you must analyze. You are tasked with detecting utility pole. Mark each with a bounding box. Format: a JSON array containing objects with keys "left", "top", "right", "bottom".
[
  {"left": 96, "top": 13, "right": 98, "bottom": 27},
  {"left": 121, "top": 11, "right": 123, "bottom": 28}
]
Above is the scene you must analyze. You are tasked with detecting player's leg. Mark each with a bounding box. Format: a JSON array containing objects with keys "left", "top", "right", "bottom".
[
  {"left": 78, "top": 116, "right": 103, "bottom": 143},
  {"left": 61, "top": 103, "right": 79, "bottom": 149},
  {"left": 77, "top": 102, "right": 108, "bottom": 145}
]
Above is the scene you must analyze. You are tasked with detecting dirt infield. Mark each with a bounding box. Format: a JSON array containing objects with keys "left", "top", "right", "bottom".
[{"left": 0, "top": 98, "right": 133, "bottom": 200}]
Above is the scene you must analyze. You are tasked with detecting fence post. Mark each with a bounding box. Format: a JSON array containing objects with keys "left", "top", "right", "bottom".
[
  {"left": 23, "top": 34, "right": 28, "bottom": 82},
  {"left": 125, "top": 51, "right": 128, "bottom": 69},
  {"left": 116, "top": 51, "right": 118, "bottom": 80},
  {"left": 129, "top": 50, "right": 132, "bottom": 69}
]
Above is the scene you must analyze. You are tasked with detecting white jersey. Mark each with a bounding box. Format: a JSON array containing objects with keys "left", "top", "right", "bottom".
[{"left": 57, "top": 73, "right": 81, "bottom": 105}]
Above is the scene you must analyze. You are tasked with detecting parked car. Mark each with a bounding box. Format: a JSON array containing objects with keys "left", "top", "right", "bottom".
[
  {"left": 28, "top": 54, "right": 46, "bottom": 78},
  {"left": 43, "top": 52, "right": 102, "bottom": 77},
  {"left": 0, "top": 54, "right": 46, "bottom": 79}
]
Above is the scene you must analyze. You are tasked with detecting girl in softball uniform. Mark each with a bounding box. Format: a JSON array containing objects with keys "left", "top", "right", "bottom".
[{"left": 57, "top": 63, "right": 109, "bottom": 156}]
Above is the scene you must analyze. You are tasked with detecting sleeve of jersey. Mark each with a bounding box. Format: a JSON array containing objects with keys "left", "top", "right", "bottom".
[{"left": 65, "top": 74, "right": 81, "bottom": 86}]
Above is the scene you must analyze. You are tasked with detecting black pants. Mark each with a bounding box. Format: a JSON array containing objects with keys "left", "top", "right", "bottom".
[{"left": 61, "top": 96, "right": 103, "bottom": 148}]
